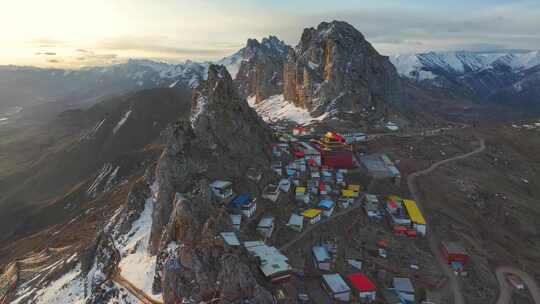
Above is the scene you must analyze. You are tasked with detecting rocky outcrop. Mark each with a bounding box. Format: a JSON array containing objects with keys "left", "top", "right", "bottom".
[
  {"left": 116, "top": 178, "right": 150, "bottom": 237},
  {"left": 155, "top": 182, "right": 273, "bottom": 303},
  {"left": 149, "top": 64, "right": 272, "bottom": 254},
  {"left": 283, "top": 21, "right": 402, "bottom": 116},
  {"left": 82, "top": 232, "right": 120, "bottom": 304},
  {"left": 147, "top": 65, "right": 274, "bottom": 301},
  {"left": 234, "top": 36, "right": 291, "bottom": 102}
]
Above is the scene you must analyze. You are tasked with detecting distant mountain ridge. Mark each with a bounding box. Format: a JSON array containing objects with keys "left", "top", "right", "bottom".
[
  {"left": 391, "top": 50, "right": 540, "bottom": 108},
  {"left": 391, "top": 50, "right": 540, "bottom": 79},
  {"left": 3, "top": 35, "right": 540, "bottom": 121}
]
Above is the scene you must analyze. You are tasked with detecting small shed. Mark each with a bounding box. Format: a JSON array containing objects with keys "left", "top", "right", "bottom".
[
  {"left": 365, "top": 194, "right": 379, "bottom": 203},
  {"left": 341, "top": 189, "right": 357, "bottom": 199},
  {"left": 322, "top": 274, "right": 351, "bottom": 302},
  {"left": 257, "top": 216, "right": 275, "bottom": 238},
  {"left": 393, "top": 277, "right": 415, "bottom": 303},
  {"left": 302, "top": 209, "right": 322, "bottom": 225},
  {"left": 295, "top": 186, "right": 309, "bottom": 203},
  {"left": 287, "top": 214, "right": 304, "bottom": 232},
  {"left": 230, "top": 214, "right": 242, "bottom": 231},
  {"left": 347, "top": 273, "right": 377, "bottom": 301},
  {"left": 312, "top": 246, "right": 331, "bottom": 271},
  {"left": 209, "top": 180, "right": 233, "bottom": 201},
  {"left": 230, "top": 193, "right": 257, "bottom": 218},
  {"left": 318, "top": 199, "right": 335, "bottom": 217},
  {"left": 220, "top": 232, "right": 241, "bottom": 246},
  {"left": 263, "top": 184, "right": 280, "bottom": 202},
  {"left": 441, "top": 241, "right": 468, "bottom": 267},
  {"left": 364, "top": 201, "right": 383, "bottom": 219}
]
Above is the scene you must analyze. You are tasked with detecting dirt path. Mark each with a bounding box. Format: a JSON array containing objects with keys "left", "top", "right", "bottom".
[
  {"left": 407, "top": 137, "right": 485, "bottom": 304},
  {"left": 367, "top": 126, "right": 458, "bottom": 141},
  {"left": 112, "top": 268, "right": 163, "bottom": 304},
  {"left": 495, "top": 266, "right": 540, "bottom": 304}
]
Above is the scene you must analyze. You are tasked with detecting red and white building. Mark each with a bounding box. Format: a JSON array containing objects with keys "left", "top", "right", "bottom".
[
  {"left": 347, "top": 273, "right": 377, "bottom": 301},
  {"left": 441, "top": 241, "right": 469, "bottom": 271}
]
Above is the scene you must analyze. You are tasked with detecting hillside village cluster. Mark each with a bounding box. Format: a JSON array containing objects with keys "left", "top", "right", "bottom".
[{"left": 207, "top": 126, "right": 472, "bottom": 303}]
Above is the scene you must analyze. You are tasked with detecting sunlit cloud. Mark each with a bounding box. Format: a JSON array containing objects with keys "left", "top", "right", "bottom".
[{"left": 0, "top": 0, "right": 539, "bottom": 67}]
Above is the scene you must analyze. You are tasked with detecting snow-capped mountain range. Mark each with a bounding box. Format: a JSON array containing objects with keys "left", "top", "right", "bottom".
[
  {"left": 390, "top": 50, "right": 540, "bottom": 108},
  {"left": 2, "top": 37, "right": 540, "bottom": 120},
  {"left": 391, "top": 50, "right": 540, "bottom": 80}
]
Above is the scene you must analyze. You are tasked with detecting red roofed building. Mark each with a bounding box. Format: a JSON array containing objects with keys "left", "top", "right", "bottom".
[
  {"left": 441, "top": 242, "right": 469, "bottom": 270},
  {"left": 310, "top": 132, "right": 354, "bottom": 169},
  {"left": 347, "top": 273, "right": 377, "bottom": 301}
]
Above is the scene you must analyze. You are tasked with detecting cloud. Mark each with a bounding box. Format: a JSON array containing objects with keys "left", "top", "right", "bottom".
[
  {"left": 97, "top": 37, "right": 237, "bottom": 58},
  {"left": 47, "top": 59, "right": 60, "bottom": 63},
  {"left": 43, "top": 52, "right": 56, "bottom": 56},
  {"left": 75, "top": 49, "right": 93, "bottom": 54},
  {"left": 26, "top": 38, "right": 67, "bottom": 48}
]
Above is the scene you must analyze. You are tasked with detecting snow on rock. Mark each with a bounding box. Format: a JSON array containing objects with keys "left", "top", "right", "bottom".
[
  {"left": 80, "top": 119, "right": 106, "bottom": 141},
  {"left": 11, "top": 264, "right": 85, "bottom": 304},
  {"left": 190, "top": 95, "right": 208, "bottom": 128},
  {"left": 115, "top": 196, "right": 161, "bottom": 301},
  {"left": 248, "top": 95, "right": 328, "bottom": 125},
  {"left": 113, "top": 110, "right": 132, "bottom": 134},
  {"left": 87, "top": 163, "right": 114, "bottom": 197},
  {"left": 114, "top": 182, "right": 161, "bottom": 302},
  {"left": 216, "top": 51, "right": 242, "bottom": 79},
  {"left": 168, "top": 79, "right": 180, "bottom": 88},
  {"left": 392, "top": 50, "right": 540, "bottom": 79}
]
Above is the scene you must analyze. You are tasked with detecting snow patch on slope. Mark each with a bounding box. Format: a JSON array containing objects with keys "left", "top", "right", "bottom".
[
  {"left": 216, "top": 51, "right": 242, "bottom": 79},
  {"left": 113, "top": 110, "right": 132, "bottom": 134},
  {"left": 392, "top": 50, "right": 540, "bottom": 79},
  {"left": 115, "top": 182, "right": 161, "bottom": 302},
  {"left": 248, "top": 95, "right": 328, "bottom": 125},
  {"left": 33, "top": 264, "right": 84, "bottom": 304},
  {"left": 11, "top": 262, "right": 84, "bottom": 304}
]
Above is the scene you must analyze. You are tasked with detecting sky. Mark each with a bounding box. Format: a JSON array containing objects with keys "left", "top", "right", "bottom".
[{"left": 0, "top": 0, "right": 539, "bottom": 68}]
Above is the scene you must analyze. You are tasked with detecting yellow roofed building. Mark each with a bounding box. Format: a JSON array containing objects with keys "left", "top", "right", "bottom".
[
  {"left": 341, "top": 189, "right": 358, "bottom": 198},
  {"left": 403, "top": 199, "right": 427, "bottom": 235},
  {"left": 302, "top": 208, "right": 323, "bottom": 225}
]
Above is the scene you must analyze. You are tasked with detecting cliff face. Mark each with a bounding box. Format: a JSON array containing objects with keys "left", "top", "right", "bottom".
[
  {"left": 150, "top": 65, "right": 272, "bottom": 254},
  {"left": 283, "top": 21, "right": 403, "bottom": 116},
  {"left": 157, "top": 183, "right": 273, "bottom": 303},
  {"left": 234, "top": 36, "right": 291, "bottom": 102},
  {"left": 145, "top": 65, "right": 273, "bottom": 302}
]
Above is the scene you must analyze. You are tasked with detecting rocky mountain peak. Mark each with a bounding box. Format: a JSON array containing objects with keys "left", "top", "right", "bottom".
[
  {"left": 232, "top": 37, "right": 291, "bottom": 102},
  {"left": 297, "top": 21, "right": 363, "bottom": 53},
  {"left": 201, "top": 64, "right": 236, "bottom": 103},
  {"left": 261, "top": 35, "right": 289, "bottom": 54},
  {"left": 150, "top": 63, "right": 271, "bottom": 254},
  {"left": 284, "top": 20, "right": 402, "bottom": 116}
]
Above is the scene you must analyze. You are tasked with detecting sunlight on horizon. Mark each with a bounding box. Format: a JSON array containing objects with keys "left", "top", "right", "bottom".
[{"left": 1, "top": 0, "right": 539, "bottom": 68}]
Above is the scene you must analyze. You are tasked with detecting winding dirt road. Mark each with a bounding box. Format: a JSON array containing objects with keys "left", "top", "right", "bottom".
[
  {"left": 407, "top": 137, "right": 486, "bottom": 304},
  {"left": 495, "top": 266, "right": 540, "bottom": 304}
]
